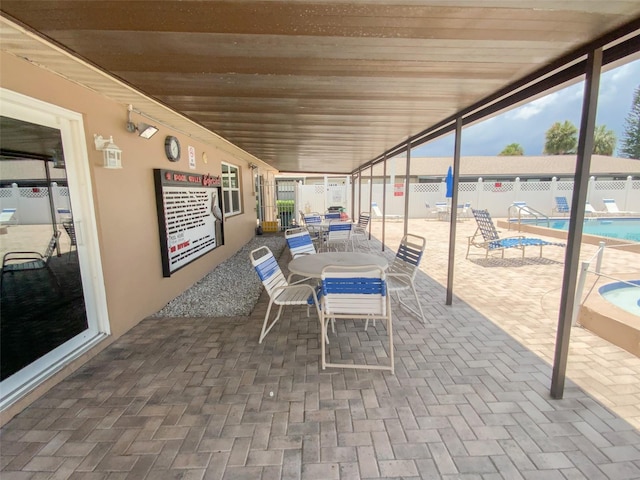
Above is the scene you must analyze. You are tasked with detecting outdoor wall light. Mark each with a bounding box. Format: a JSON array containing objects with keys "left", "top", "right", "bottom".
[
  {"left": 126, "top": 104, "right": 159, "bottom": 139},
  {"left": 94, "top": 134, "right": 122, "bottom": 169}
]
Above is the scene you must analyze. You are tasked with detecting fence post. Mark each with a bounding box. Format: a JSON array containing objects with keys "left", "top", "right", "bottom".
[
  {"left": 595, "top": 241, "right": 606, "bottom": 274},
  {"left": 624, "top": 175, "right": 633, "bottom": 211},
  {"left": 587, "top": 176, "right": 595, "bottom": 205},
  {"left": 476, "top": 177, "right": 483, "bottom": 210},
  {"left": 551, "top": 176, "right": 557, "bottom": 213}
]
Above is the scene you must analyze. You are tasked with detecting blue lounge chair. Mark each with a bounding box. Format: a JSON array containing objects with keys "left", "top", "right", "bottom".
[
  {"left": 467, "top": 209, "right": 565, "bottom": 259},
  {"left": 554, "top": 196, "right": 570, "bottom": 215}
]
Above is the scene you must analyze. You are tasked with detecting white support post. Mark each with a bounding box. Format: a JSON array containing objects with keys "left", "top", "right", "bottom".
[{"left": 572, "top": 261, "right": 590, "bottom": 326}]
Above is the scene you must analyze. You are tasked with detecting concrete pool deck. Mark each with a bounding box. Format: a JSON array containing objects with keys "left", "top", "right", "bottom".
[{"left": 369, "top": 217, "right": 640, "bottom": 430}]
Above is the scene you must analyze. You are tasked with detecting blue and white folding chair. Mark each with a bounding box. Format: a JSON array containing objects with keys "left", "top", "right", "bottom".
[
  {"left": 320, "top": 264, "right": 393, "bottom": 373},
  {"left": 324, "top": 221, "right": 352, "bottom": 251},
  {"left": 387, "top": 234, "right": 426, "bottom": 323},
  {"left": 303, "top": 213, "right": 323, "bottom": 243},
  {"left": 285, "top": 227, "right": 317, "bottom": 259},
  {"left": 250, "top": 246, "right": 320, "bottom": 344},
  {"left": 324, "top": 212, "right": 341, "bottom": 220}
]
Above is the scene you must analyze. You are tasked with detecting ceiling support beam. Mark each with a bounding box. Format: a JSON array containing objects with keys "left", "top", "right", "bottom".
[
  {"left": 403, "top": 142, "right": 411, "bottom": 236},
  {"left": 446, "top": 117, "right": 462, "bottom": 306},
  {"left": 381, "top": 155, "right": 387, "bottom": 252},
  {"left": 551, "top": 47, "right": 602, "bottom": 399}
]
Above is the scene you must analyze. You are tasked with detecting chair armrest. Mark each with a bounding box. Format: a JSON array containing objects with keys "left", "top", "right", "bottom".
[{"left": 3, "top": 251, "right": 44, "bottom": 266}]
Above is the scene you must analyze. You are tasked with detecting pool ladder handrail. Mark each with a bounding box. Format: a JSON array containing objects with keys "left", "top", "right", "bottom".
[
  {"left": 507, "top": 202, "right": 550, "bottom": 231},
  {"left": 573, "top": 241, "right": 640, "bottom": 326}
]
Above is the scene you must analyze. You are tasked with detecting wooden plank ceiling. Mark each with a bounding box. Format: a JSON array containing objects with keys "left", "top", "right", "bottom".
[{"left": 1, "top": 1, "right": 640, "bottom": 173}]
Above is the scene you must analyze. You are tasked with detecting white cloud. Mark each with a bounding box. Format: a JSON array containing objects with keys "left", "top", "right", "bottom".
[{"left": 510, "top": 92, "right": 559, "bottom": 120}]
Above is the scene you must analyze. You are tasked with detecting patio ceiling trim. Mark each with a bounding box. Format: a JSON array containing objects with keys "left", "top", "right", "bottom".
[{"left": 356, "top": 18, "right": 640, "bottom": 174}]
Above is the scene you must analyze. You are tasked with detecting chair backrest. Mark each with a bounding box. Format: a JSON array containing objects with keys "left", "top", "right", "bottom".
[
  {"left": 512, "top": 201, "right": 534, "bottom": 215},
  {"left": 285, "top": 227, "right": 316, "bottom": 258},
  {"left": 555, "top": 197, "right": 570, "bottom": 213},
  {"left": 44, "top": 231, "right": 61, "bottom": 263},
  {"left": 602, "top": 198, "right": 620, "bottom": 213},
  {"left": 62, "top": 221, "right": 77, "bottom": 246},
  {"left": 250, "top": 246, "right": 288, "bottom": 298},
  {"left": 388, "top": 234, "right": 425, "bottom": 281},
  {"left": 435, "top": 202, "right": 448, "bottom": 211},
  {"left": 304, "top": 214, "right": 322, "bottom": 224},
  {"left": 324, "top": 212, "right": 341, "bottom": 220},
  {"left": 585, "top": 202, "right": 597, "bottom": 213},
  {"left": 457, "top": 202, "right": 471, "bottom": 213},
  {"left": 327, "top": 221, "right": 352, "bottom": 241},
  {"left": 357, "top": 212, "right": 370, "bottom": 229},
  {"left": 471, "top": 209, "right": 500, "bottom": 241},
  {"left": 321, "top": 264, "right": 388, "bottom": 316}
]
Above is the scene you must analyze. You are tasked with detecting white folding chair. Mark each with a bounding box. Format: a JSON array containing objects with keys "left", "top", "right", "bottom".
[
  {"left": 319, "top": 264, "right": 394, "bottom": 373},
  {"left": 323, "top": 221, "right": 352, "bottom": 251},
  {"left": 387, "top": 234, "right": 427, "bottom": 323},
  {"left": 351, "top": 212, "right": 371, "bottom": 251},
  {"left": 250, "top": 246, "right": 320, "bottom": 344},
  {"left": 285, "top": 227, "right": 317, "bottom": 259}
]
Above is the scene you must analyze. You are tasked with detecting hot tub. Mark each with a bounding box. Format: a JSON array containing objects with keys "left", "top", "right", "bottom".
[
  {"left": 578, "top": 279, "right": 640, "bottom": 357},
  {"left": 599, "top": 280, "right": 640, "bottom": 317}
]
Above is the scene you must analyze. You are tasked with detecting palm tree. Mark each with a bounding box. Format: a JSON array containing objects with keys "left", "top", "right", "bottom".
[
  {"left": 544, "top": 121, "right": 577, "bottom": 154},
  {"left": 498, "top": 143, "right": 524, "bottom": 156},
  {"left": 620, "top": 85, "right": 640, "bottom": 159},
  {"left": 592, "top": 125, "right": 616, "bottom": 155}
]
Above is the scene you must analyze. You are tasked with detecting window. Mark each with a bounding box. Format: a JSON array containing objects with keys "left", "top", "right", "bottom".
[{"left": 222, "top": 162, "right": 242, "bottom": 215}]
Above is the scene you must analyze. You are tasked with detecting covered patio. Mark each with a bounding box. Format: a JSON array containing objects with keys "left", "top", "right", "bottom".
[
  {"left": 1, "top": 3, "right": 640, "bottom": 478},
  {"left": 2, "top": 220, "right": 639, "bottom": 479}
]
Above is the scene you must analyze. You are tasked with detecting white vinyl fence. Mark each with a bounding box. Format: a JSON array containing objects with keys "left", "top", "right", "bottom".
[
  {"left": 305, "top": 176, "right": 639, "bottom": 219},
  {"left": 0, "top": 183, "right": 71, "bottom": 225},
  {"left": 3, "top": 176, "right": 637, "bottom": 228}
]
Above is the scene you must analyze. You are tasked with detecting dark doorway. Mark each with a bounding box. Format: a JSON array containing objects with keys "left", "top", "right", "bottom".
[{"left": 0, "top": 116, "right": 88, "bottom": 381}]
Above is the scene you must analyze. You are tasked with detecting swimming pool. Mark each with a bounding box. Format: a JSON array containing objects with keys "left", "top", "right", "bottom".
[
  {"left": 515, "top": 217, "right": 640, "bottom": 242},
  {"left": 599, "top": 280, "right": 640, "bottom": 317}
]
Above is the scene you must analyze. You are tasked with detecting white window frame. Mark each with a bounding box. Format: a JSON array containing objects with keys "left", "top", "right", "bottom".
[{"left": 221, "top": 162, "right": 242, "bottom": 216}]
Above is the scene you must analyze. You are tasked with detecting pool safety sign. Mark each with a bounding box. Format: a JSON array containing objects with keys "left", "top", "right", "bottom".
[{"left": 154, "top": 169, "right": 224, "bottom": 277}]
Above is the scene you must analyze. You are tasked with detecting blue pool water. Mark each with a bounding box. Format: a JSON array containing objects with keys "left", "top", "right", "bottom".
[
  {"left": 516, "top": 217, "right": 640, "bottom": 242},
  {"left": 599, "top": 280, "right": 640, "bottom": 317}
]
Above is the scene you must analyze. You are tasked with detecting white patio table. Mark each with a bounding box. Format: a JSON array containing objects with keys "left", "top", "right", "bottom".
[{"left": 288, "top": 252, "right": 388, "bottom": 279}]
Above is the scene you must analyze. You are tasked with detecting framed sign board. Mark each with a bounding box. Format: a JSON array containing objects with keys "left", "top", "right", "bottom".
[{"left": 154, "top": 169, "right": 224, "bottom": 277}]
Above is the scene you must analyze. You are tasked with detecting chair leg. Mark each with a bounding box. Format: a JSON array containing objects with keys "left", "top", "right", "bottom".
[
  {"left": 259, "top": 302, "right": 283, "bottom": 343},
  {"left": 411, "top": 284, "right": 426, "bottom": 323},
  {"left": 321, "top": 315, "right": 327, "bottom": 370}
]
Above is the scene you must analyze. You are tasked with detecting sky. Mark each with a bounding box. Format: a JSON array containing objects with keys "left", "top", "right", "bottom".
[{"left": 412, "top": 58, "right": 640, "bottom": 158}]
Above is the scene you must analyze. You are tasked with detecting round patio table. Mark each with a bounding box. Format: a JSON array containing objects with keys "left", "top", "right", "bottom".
[{"left": 288, "top": 252, "right": 388, "bottom": 279}]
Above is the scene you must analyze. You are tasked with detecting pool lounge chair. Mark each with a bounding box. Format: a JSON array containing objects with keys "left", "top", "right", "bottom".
[
  {"left": 585, "top": 202, "right": 601, "bottom": 216},
  {"left": 467, "top": 209, "right": 565, "bottom": 259},
  {"left": 553, "top": 197, "right": 570, "bottom": 215},
  {"left": 371, "top": 202, "right": 402, "bottom": 221},
  {"left": 602, "top": 198, "right": 636, "bottom": 216}
]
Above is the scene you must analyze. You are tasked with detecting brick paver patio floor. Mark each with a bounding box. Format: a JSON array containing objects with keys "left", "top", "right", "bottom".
[{"left": 1, "top": 219, "right": 639, "bottom": 479}]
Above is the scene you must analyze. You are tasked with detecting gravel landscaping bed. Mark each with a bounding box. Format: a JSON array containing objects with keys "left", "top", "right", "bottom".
[{"left": 151, "top": 235, "right": 286, "bottom": 318}]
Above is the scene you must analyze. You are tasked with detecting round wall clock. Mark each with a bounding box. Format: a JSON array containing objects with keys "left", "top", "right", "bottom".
[{"left": 164, "top": 135, "right": 181, "bottom": 162}]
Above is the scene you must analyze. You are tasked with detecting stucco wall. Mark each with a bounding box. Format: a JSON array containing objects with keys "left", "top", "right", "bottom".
[{"left": 1, "top": 52, "right": 268, "bottom": 338}]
